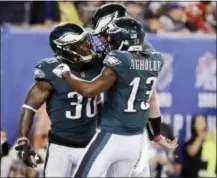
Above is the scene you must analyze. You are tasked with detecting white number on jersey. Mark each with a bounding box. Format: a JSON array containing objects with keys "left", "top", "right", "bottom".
[
  {"left": 124, "top": 77, "right": 157, "bottom": 112},
  {"left": 66, "top": 92, "right": 98, "bottom": 119},
  {"left": 124, "top": 77, "right": 140, "bottom": 112}
]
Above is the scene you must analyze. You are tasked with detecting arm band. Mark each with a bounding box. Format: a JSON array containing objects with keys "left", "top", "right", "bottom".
[
  {"left": 23, "top": 104, "right": 37, "bottom": 112},
  {"left": 146, "top": 116, "right": 161, "bottom": 141}
]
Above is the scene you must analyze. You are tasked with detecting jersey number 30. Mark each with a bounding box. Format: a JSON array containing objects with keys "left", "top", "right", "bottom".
[
  {"left": 66, "top": 92, "right": 98, "bottom": 119},
  {"left": 124, "top": 77, "right": 157, "bottom": 112}
]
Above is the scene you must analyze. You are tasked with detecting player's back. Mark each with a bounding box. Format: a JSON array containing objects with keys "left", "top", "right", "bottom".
[
  {"left": 101, "top": 49, "right": 164, "bottom": 135},
  {"left": 35, "top": 57, "right": 103, "bottom": 147}
]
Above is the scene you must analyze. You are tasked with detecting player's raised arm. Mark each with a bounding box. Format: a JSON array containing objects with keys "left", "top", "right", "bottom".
[
  {"left": 53, "top": 64, "right": 117, "bottom": 98},
  {"left": 15, "top": 81, "right": 52, "bottom": 167}
]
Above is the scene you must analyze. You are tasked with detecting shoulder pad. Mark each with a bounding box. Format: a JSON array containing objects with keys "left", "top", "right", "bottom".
[
  {"left": 148, "top": 50, "right": 165, "bottom": 72},
  {"left": 103, "top": 51, "right": 128, "bottom": 76},
  {"left": 143, "top": 40, "right": 153, "bottom": 50},
  {"left": 103, "top": 52, "right": 122, "bottom": 67},
  {"left": 150, "top": 50, "right": 164, "bottom": 61},
  {"left": 35, "top": 57, "right": 60, "bottom": 82},
  {"left": 36, "top": 57, "right": 59, "bottom": 68}
]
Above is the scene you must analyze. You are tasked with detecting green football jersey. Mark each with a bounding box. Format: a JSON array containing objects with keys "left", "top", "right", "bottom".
[
  {"left": 101, "top": 49, "right": 165, "bottom": 135},
  {"left": 34, "top": 57, "right": 103, "bottom": 146}
]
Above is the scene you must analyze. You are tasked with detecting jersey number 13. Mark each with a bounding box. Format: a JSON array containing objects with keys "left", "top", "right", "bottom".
[{"left": 124, "top": 77, "right": 157, "bottom": 112}]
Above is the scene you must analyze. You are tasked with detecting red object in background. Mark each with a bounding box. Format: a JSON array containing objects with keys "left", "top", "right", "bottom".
[{"left": 184, "top": 3, "right": 214, "bottom": 33}]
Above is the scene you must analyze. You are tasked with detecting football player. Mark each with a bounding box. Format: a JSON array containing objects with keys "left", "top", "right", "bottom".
[
  {"left": 90, "top": 3, "right": 169, "bottom": 177},
  {"left": 53, "top": 17, "right": 178, "bottom": 177},
  {"left": 90, "top": 3, "right": 153, "bottom": 57},
  {"left": 15, "top": 23, "right": 103, "bottom": 177}
]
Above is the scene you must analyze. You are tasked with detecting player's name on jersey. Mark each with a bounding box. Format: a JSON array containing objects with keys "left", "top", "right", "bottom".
[{"left": 130, "top": 59, "right": 162, "bottom": 72}]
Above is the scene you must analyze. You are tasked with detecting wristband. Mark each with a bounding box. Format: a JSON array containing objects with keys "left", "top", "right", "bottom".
[
  {"left": 147, "top": 116, "right": 161, "bottom": 141},
  {"left": 17, "top": 137, "right": 29, "bottom": 144}
]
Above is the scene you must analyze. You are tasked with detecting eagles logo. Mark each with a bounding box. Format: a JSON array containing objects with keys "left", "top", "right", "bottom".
[
  {"left": 94, "top": 11, "right": 119, "bottom": 34},
  {"left": 53, "top": 32, "right": 87, "bottom": 46},
  {"left": 34, "top": 68, "right": 45, "bottom": 78},
  {"left": 104, "top": 56, "right": 121, "bottom": 67}
]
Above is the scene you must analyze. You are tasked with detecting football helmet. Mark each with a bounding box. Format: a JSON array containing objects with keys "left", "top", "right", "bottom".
[
  {"left": 92, "top": 3, "right": 128, "bottom": 34},
  {"left": 89, "top": 3, "right": 128, "bottom": 55},
  {"left": 49, "top": 22, "right": 95, "bottom": 64},
  {"left": 107, "top": 17, "right": 145, "bottom": 51}
]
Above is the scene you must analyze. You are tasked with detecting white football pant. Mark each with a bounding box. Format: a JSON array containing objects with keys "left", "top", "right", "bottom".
[
  {"left": 44, "top": 143, "right": 84, "bottom": 177},
  {"left": 73, "top": 129, "right": 144, "bottom": 177},
  {"left": 131, "top": 131, "right": 151, "bottom": 177}
]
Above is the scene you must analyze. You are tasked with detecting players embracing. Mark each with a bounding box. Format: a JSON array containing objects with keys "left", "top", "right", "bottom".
[
  {"left": 16, "top": 3, "right": 178, "bottom": 178},
  {"left": 53, "top": 3, "right": 178, "bottom": 177}
]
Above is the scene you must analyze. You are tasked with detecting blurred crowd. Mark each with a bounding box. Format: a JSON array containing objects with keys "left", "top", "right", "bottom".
[
  {"left": 1, "top": 110, "right": 216, "bottom": 178},
  {"left": 0, "top": 1, "right": 216, "bottom": 34}
]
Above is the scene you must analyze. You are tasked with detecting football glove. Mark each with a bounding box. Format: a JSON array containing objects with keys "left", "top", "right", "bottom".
[
  {"left": 52, "top": 63, "right": 70, "bottom": 78},
  {"left": 15, "top": 137, "right": 38, "bottom": 168}
]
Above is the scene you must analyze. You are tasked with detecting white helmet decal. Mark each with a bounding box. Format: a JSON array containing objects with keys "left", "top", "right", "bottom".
[
  {"left": 53, "top": 32, "right": 88, "bottom": 46},
  {"left": 93, "top": 11, "right": 119, "bottom": 35}
]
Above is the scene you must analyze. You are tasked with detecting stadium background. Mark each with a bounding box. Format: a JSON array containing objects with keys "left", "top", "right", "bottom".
[{"left": 1, "top": 1, "right": 216, "bottom": 177}]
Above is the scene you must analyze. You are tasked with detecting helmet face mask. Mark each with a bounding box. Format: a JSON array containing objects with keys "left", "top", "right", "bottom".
[
  {"left": 50, "top": 23, "right": 95, "bottom": 64},
  {"left": 89, "top": 32, "right": 109, "bottom": 57}
]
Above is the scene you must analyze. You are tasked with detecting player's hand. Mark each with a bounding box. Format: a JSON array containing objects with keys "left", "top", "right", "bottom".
[
  {"left": 15, "top": 138, "right": 38, "bottom": 168},
  {"left": 154, "top": 135, "right": 178, "bottom": 149},
  {"left": 52, "top": 63, "right": 70, "bottom": 78}
]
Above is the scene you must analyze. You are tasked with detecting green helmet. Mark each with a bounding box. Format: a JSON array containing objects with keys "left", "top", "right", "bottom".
[
  {"left": 107, "top": 17, "right": 145, "bottom": 51},
  {"left": 90, "top": 3, "right": 128, "bottom": 56},
  {"left": 49, "top": 22, "right": 94, "bottom": 63},
  {"left": 92, "top": 3, "right": 128, "bottom": 35}
]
